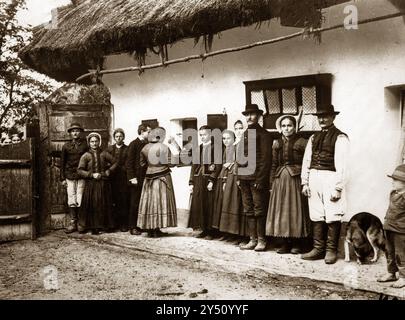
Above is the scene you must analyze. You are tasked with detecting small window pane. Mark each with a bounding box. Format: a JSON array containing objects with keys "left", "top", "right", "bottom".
[
  {"left": 302, "top": 86, "right": 317, "bottom": 113},
  {"left": 300, "top": 86, "right": 320, "bottom": 131},
  {"left": 251, "top": 90, "right": 267, "bottom": 114},
  {"left": 282, "top": 88, "right": 297, "bottom": 113},
  {"left": 264, "top": 90, "right": 280, "bottom": 114}
]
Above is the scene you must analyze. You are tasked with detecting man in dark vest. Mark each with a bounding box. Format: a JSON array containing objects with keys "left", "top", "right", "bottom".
[
  {"left": 237, "top": 104, "right": 272, "bottom": 251},
  {"left": 126, "top": 123, "right": 151, "bottom": 235},
  {"left": 301, "top": 104, "right": 350, "bottom": 264}
]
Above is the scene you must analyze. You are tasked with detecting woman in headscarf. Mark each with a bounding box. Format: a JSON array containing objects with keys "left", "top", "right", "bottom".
[
  {"left": 137, "top": 127, "right": 180, "bottom": 237},
  {"left": 107, "top": 128, "right": 130, "bottom": 232},
  {"left": 265, "top": 115, "right": 311, "bottom": 254},
  {"left": 77, "top": 132, "right": 117, "bottom": 234}
]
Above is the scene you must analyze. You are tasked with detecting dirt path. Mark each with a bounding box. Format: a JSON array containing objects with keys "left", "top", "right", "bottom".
[{"left": 0, "top": 232, "right": 380, "bottom": 300}]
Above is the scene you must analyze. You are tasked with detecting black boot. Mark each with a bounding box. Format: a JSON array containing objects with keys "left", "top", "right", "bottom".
[
  {"left": 155, "top": 229, "right": 168, "bottom": 237},
  {"left": 277, "top": 239, "right": 291, "bottom": 254},
  {"left": 324, "top": 222, "right": 342, "bottom": 264},
  {"left": 290, "top": 238, "right": 302, "bottom": 254},
  {"left": 65, "top": 207, "right": 78, "bottom": 234},
  {"left": 301, "top": 222, "right": 326, "bottom": 260},
  {"left": 240, "top": 217, "right": 258, "bottom": 250}
]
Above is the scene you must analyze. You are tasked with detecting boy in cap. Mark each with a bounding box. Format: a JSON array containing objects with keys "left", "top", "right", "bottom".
[
  {"left": 377, "top": 164, "right": 405, "bottom": 288},
  {"left": 301, "top": 104, "right": 350, "bottom": 264},
  {"left": 61, "top": 122, "right": 88, "bottom": 233}
]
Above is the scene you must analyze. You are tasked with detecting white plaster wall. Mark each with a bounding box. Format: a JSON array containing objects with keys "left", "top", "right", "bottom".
[{"left": 102, "top": 0, "right": 405, "bottom": 220}]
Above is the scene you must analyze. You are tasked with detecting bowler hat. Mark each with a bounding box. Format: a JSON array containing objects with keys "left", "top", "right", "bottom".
[
  {"left": 311, "top": 104, "right": 340, "bottom": 116},
  {"left": 388, "top": 164, "right": 405, "bottom": 182},
  {"left": 242, "top": 104, "right": 264, "bottom": 116},
  {"left": 67, "top": 123, "right": 84, "bottom": 132}
]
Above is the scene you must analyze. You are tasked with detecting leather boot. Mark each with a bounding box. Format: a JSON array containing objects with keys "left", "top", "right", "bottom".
[
  {"left": 65, "top": 207, "right": 78, "bottom": 234},
  {"left": 240, "top": 217, "right": 257, "bottom": 250},
  {"left": 254, "top": 216, "right": 267, "bottom": 252},
  {"left": 277, "top": 239, "right": 291, "bottom": 254},
  {"left": 301, "top": 221, "right": 326, "bottom": 260},
  {"left": 324, "top": 222, "right": 342, "bottom": 264},
  {"left": 290, "top": 239, "right": 302, "bottom": 254}
]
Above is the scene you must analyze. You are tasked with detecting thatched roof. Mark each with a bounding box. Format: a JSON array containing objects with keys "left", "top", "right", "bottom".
[{"left": 20, "top": 0, "right": 350, "bottom": 83}]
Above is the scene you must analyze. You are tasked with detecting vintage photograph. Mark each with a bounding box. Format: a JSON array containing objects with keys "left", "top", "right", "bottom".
[{"left": 1, "top": 0, "right": 405, "bottom": 302}]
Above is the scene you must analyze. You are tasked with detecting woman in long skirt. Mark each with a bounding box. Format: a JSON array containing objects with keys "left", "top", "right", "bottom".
[
  {"left": 265, "top": 115, "right": 311, "bottom": 253},
  {"left": 233, "top": 120, "right": 249, "bottom": 245},
  {"left": 211, "top": 130, "right": 239, "bottom": 245},
  {"left": 137, "top": 127, "right": 180, "bottom": 238},
  {"left": 107, "top": 128, "right": 130, "bottom": 232},
  {"left": 77, "top": 132, "right": 117, "bottom": 234}
]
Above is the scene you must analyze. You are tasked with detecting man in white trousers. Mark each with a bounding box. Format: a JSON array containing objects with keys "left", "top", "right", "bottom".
[{"left": 301, "top": 104, "right": 350, "bottom": 264}]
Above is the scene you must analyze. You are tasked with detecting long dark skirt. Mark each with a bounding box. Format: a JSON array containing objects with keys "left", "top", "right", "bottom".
[
  {"left": 79, "top": 179, "right": 114, "bottom": 230},
  {"left": 265, "top": 167, "right": 311, "bottom": 238},
  {"left": 212, "top": 177, "right": 225, "bottom": 229},
  {"left": 111, "top": 167, "right": 130, "bottom": 228},
  {"left": 219, "top": 171, "right": 241, "bottom": 235},
  {"left": 188, "top": 175, "right": 215, "bottom": 231},
  {"left": 137, "top": 173, "right": 177, "bottom": 230}
]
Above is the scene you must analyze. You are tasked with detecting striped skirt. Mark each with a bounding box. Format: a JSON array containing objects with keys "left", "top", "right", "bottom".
[
  {"left": 265, "top": 167, "right": 311, "bottom": 238},
  {"left": 137, "top": 173, "right": 177, "bottom": 230}
]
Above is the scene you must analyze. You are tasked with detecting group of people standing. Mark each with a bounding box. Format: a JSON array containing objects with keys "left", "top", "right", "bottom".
[
  {"left": 187, "top": 103, "right": 349, "bottom": 265},
  {"left": 61, "top": 123, "right": 179, "bottom": 237},
  {"left": 61, "top": 102, "right": 349, "bottom": 265}
]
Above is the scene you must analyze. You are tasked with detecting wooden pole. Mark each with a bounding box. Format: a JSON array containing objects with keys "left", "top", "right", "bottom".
[{"left": 76, "top": 11, "right": 405, "bottom": 82}]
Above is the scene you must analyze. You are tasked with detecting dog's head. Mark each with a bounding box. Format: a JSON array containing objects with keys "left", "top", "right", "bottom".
[{"left": 351, "top": 230, "right": 372, "bottom": 262}]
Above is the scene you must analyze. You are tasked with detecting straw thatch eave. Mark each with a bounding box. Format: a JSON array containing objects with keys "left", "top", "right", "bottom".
[{"left": 20, "top": 0, "right": 350, "bottom": 83}]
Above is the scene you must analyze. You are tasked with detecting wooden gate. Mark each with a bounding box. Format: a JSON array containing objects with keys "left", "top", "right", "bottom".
[
  {"left": 0, "top": 139, "right": 37, "bottom": 241},
  {"left": 37, "top": 102, "right": 113, "bottom": 233}
]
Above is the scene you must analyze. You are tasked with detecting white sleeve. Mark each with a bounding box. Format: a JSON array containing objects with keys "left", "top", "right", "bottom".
[
  {"left": 301, "top": 135, "right": 313, "bottom": 185},
  {"left": 334, "top": 134, "right": 350, "bottom": 191}
]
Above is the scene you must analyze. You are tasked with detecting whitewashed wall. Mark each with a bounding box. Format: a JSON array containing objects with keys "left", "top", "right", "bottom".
[{"left": 102, "top": 0, "right": 405, "bottom": 220}]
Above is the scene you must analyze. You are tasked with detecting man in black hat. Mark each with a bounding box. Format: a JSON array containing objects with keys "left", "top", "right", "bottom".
[
  {"left": 237, "top": 104, "right": 272, "bottom": 251},
  {"left": 61, "top": 122, "right": 88, "bottom": 233},
  {"left": 301, "top": 104, "right": 350, "bottom": 264}
]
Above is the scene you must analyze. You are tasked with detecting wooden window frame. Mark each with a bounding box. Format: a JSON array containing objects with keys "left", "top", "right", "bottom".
[{"left": 244, "top": 73, "right": 332, "bottom": 139}]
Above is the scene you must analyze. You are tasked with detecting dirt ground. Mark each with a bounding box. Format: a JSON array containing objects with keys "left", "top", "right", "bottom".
[{"left": 0, "top": 231, "right": 381, "bottom": 300}]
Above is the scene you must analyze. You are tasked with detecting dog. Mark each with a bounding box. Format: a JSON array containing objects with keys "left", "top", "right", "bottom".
[{"left": 344, "top": 212, "right": 386, "bottom": 264}]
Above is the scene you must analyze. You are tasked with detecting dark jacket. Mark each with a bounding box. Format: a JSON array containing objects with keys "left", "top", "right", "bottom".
[
  {"left": 189, "top": 142, "right": 222, "bottom": 185},
  {"left": 270, "top": 135, "right": 307, "bottom": 188},
  {"left": 237, "top": 123, "right": 273, "bottom": 189},
  {"left": 126, "top": 138, "right": 148, "bottom": 181},
  {"left": 106, "top": 144, "right": 128, "bottom": 170},
  {"left": 384, "top": 190, "right": 405, "bottom": 234},
  {"left": 77, "top": 149, "right": 117, "bottom": 179},
  {"left": 60, "top": 138, "right": 88, "bottom": 181}
]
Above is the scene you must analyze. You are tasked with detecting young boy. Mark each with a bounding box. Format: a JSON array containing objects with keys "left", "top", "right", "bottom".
[
  {"left": 188, "top": 125, "right": 222, "bottom": 239},
  {"left": 61, "top": 123, "right": 87, "bottom": 233},
  {"left": 377, "top": 164, "right": 405, "bottom": 288}
]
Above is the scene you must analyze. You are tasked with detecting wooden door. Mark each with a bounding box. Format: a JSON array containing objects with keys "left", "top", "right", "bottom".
[
  {"left": 0, "top": 139, "right": 37, "bottom": 241},
  {"left": 37, "top": 103, "right": 113, "bottom": 232}
]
